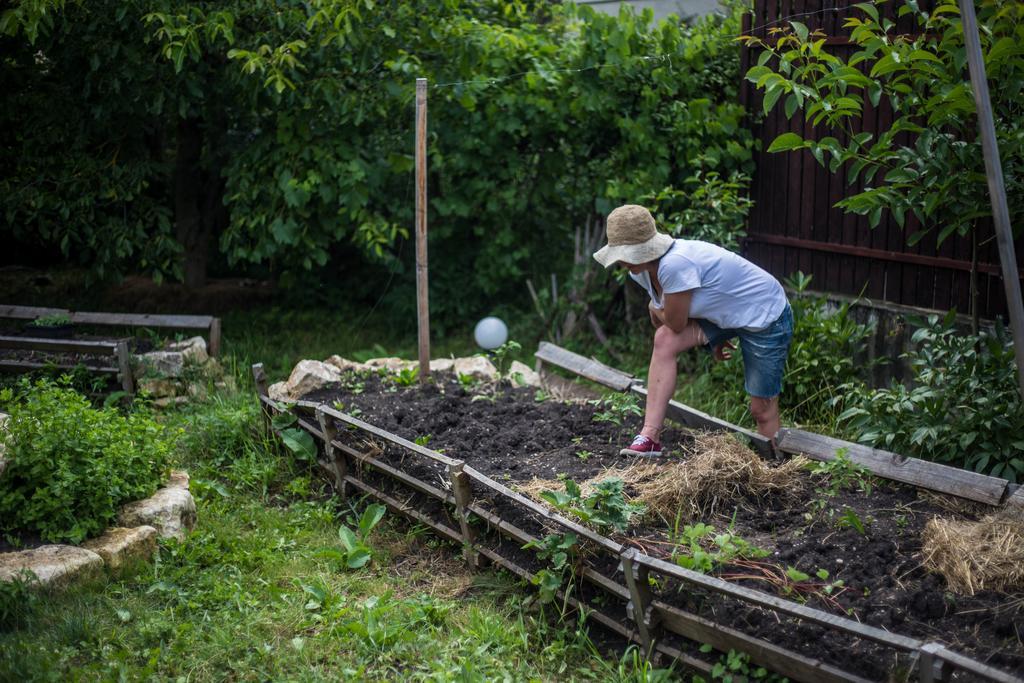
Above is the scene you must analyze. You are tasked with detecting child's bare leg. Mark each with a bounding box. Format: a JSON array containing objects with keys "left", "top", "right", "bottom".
[{"left": 639, "top": 321, "right": 706, "bottom": 440}]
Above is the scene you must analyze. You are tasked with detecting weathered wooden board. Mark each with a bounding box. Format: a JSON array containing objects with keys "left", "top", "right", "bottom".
[
  {"left": 638, "top": 555, "right": 923, "bottom": 652},
  {"left": 776, "top": 428, "right": 1009, "bottom": 506},
  {"left": 630, "top": 386, "right": 773, "bottom": 457},
  {"left": 343, "top": 475, "right": 463, "bottom": 546},
  {"left": 653, "top": 601, "right": 872, "bottom": 683},
  {"left": 69, "top": 311, "right": 215, "bottom": 329},
  {"left": 320, "top": 405, "right": 460, "bottom": 467},
  {"left": 0, "top": 335, "right": 119, "bottom": 355},
  {"left": 930, "top": 643, "right": 1023, "bottom": 683},
  {"left": 0, "top": 305, "right": 70, "bottom": 320},
  {"left": 0, "top": 360, "right": 118, "bottom": 374},
  {"left": 535, "top": 341, "right": 635, "bottom": 391}
]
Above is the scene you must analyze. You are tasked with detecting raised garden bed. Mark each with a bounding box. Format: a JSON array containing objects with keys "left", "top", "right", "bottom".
[{"left": 252, "top": 358, "right": 1024, "bottom": 682}]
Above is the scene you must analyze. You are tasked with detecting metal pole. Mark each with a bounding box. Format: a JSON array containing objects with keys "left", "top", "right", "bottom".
[
  {"left": 958, "top": 0, "right": 1024, "bottom": 400},
  {"left": 415, "top": 78, "right": 431, "bottom": 383}
]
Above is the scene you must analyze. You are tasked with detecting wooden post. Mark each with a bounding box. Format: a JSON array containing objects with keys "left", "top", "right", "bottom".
[
  {"left": 316, "top": 406, "right": 349, "bottom": 499},
  {"left": 415, "top": 77, "right": 431, "bottom": 383},
  {"left": 208, "top": 317, "right": 222, "bottom": 357},
  {"left": 919, "top": 643, "right": 950, "bottom": 683},
  {"left": 114, "top": 340, "right": 134, "bottom": 395},
  {"left": 958, "top": 0, "right": 1024, "bottom": 401},
  {"left": 251, "top": 363, "right": 271, "bottom": 431},
  {"left": 448, "top": 461, "right": 483, "bottom": 569},
  {"left": 621, "top": 548, "right": 659, "bottom": 659}
]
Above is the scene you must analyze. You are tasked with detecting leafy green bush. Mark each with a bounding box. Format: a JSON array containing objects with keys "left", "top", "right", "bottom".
[
  {"left": 841, "top": 314, "right": 1024, "bottom": 482},
  {"left": 0, "top": 378, "right": 173, "bottom": 543}
]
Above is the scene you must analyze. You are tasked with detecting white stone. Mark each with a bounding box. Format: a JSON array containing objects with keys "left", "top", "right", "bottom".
[
  {"left": 324, "top": 355, "right": 367, "bottom": 373},
  {"left": 452, "top": 356, "right": 498, "bottom": 381},
  {"left": 429, "top": 358, "right": 456, "bottom": 373},
  {"left": 363, "top": 357, "right": 417, "bottom": 372},
  {"left": 268, "top": 381, "right": 291, "bottom": 402},
  {"left": 117, "top": 484, "right": 196, "bottom": 541},
  {"left": 508, "top": 361, "right": 541, "bottom": 387},
  {"left": 82, "top": 526, "right": 157, "bottom": 572},
  {"left": 166, "top": 336, "right": 209, "bottom": 365},
  {"left": 135, "top": 351, "right": 185, "bottom": 378},
  {"left": 0, "top": 545, "right": 103, "bottom": 587},
  {"left": 285, "top": 359, "right": 342, "bottom": 398},
  {"left": 152, "top": 396, "right": 189, "bottom": 409}
]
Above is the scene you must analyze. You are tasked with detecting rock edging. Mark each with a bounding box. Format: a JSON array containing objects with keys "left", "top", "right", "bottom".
[{"left": 0, "top": 470, "right": 195, "bottom": 588}]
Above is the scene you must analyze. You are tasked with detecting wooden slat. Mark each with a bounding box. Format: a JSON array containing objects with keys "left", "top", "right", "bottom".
[
  {"left": 333, "top": 440, "right": 455, "bottom": 505},
  {"left": 343, "top": 475, "right": 464, "bottom": 546},
  {"left": 69, "top": 311, "right": 214, "bottom": 329},
  {"left": 775, "top": 428, "right": 1009, "bottom": 506},
  {"left": 0, "top": 305, "right": 69, "bottom": 320},
  {"left": 653, "top": 601, "right": 873, "bottom": 683},
  {"left": 637, "top": 554, "right": 923, "bottom": 651},
  {"left": 630, "top": 386, "right": 773, "bottom": 457},
  {"left": 463, "top": 464, "right": 624, "bottom": 555},
  {"left": 929, "top": 643, "right": 1023, "bottom": 683},
  {"left": 319, "top": 405, "right": 460, "bottom": 467},
  {"left": 0, "top": 335, "right": 118, "bottom": 355},
  {"left": 0, "top": 360, "right": 119, "bottom": 374},
  {"left": 535, "top": 341, "right": 635, "bottom": 391}
]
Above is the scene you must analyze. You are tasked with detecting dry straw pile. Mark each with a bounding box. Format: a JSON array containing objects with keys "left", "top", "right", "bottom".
[
  {"left": 522, "top": 432, "right": 808, "bottom": 523},
  {"left": 922, "top": 511, "right": 1024, "bottom": 595}
]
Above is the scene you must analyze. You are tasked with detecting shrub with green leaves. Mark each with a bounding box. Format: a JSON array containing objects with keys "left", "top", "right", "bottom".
[
  {"left": 0, "top": 378, "right": 173, "bottom": 543},
  {"left": 841, "top": 313, "right": 1024, "bottom": 481},
  {"left": 541, "top": 478, "right": 644, "bottom": 533}
]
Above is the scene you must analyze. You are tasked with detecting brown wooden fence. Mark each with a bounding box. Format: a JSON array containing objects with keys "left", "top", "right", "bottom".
[{"left": 738, "top": 0, "right": 1023, "bottom": 320}]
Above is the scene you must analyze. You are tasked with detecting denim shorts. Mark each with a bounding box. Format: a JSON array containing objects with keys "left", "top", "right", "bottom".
[{"left": 696, "top": 304, "right": 794, "bottom": 399}]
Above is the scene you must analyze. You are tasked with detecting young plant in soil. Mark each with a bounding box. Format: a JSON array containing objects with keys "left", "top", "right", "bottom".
[
  {"left": 540, "top": 478, "right": 645, "bottom": 534},
  {"left": 523, "top": 532, "right": 579, "bottom": 605},
  {"left": 670, "top": 522, "right": 769, "bottom": 574}
]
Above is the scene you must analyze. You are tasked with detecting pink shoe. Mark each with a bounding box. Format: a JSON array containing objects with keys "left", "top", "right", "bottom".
[{"left": 620, "top": 434, "right": 663, "bottom": 457}]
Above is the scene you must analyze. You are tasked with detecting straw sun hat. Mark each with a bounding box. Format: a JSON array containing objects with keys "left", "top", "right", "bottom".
[{"left": 592, "top": 204, "right": 674, "bottom": 268}]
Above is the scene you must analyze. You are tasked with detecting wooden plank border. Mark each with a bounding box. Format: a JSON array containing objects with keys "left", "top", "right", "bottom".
[
  {"left": 776, "top": 428, "right": 1009, "bottom": 506},
  {"left": 535, "top": 341, "right": 635, "bottom": 391},
  {"left": 0, "top": 305, "right": 222, "bottom": 357}
]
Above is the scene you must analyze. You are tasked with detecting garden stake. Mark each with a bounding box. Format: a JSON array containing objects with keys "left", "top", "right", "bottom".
[
  {"left": 250, "top": 363, "right": 272, "bottom": 433},
  {"left": 958, "top": 0, "right": 1024, "bottom": 402},
  {"left": 316, "top": 405, "right": 349, "bottom": 500},
  {"left": 621, "top": 547, "right": 659, "bottom": 660},
  {"left": 414, "top": 77, "right": 431, "bottom": 383},
  {"left": 447, "top": 461, "right": 484, "bottom": 569}
]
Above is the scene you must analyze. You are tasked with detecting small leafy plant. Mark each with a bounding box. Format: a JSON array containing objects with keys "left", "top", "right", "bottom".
[
  {"left": 393, "top": 366, "right": 419, "bottom": 387},
  {"left": 671, "top": 523, "right": 769, "bottom": 574},
  {"left": 334, "top": 503, "right": 386, "bottom": 570},
  {"left": 540, "top": 478, "right": 645, "bottom": 533},
  {"left": 30, "top": 313, "right": 72, "bottom": 327},
  {"left": 808, "top": 448, "right": 874, "bottom": 497},
  {"left": 489, "top": 339, "right": 522, "bottom": 379},
  {"left": 0, "top": 378, "right": 172, "bottom": 543},
  {"left": 523, "top": 532, "right": 579, "bottom": 604},
  {"left": 271, "top": 405, "right": 317, "bottom": 462},
  {"left": 590, "top": 393, "right": 643, "bottom": 428}
]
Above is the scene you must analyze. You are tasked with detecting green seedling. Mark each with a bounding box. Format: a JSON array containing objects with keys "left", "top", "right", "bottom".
[
  {"left": 540, "top": 478, "right": 644, "bottom": 533},
  {"left": 671, "top": 522, "right": 769, "bottom": 574},
  {"left": 489, "top": 339, "right": 522, "bottom": 378},
  {"left": 808, "top": 447, "right": 874, "bottom": 496},
  {"left": 414, "top": 434, "right": 432, "bottom": 447},
  {"left": 533, "top": 388, "right": 551, "bottom": 402},
  {"left": 575, "top": 449, "right": 593, "bottom": 462},
  {"left": 393, "top": 366, "right": 419, "bottom": 387},
  {"left": 457, "top": 372, "right": 478, "bottom": 389},
  {"left": 317, "top": 503, "right": 386, "bottom": 570},
  {"left": 590, "top": 393, "right": 643, "bottom": 427},
  {"left": 835, "top": 507, "right": 868, "bottom": 536}
]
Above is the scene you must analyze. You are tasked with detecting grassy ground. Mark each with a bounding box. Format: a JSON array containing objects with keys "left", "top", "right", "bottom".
[{"left": 0, "top": 313, "right": 674, "bottom": 682}]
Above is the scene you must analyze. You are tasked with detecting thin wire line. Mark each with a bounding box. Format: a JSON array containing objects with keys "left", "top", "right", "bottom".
[{"left": 430, "top": 5, "right": 849, "bottom": 90}]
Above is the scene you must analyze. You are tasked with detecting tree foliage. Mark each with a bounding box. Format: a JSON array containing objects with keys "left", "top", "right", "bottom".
[
  {"left": 740, "top": 0, "right": 1024, "bottom": 244},
  {"left": 1, "top": 0, "right": 753, "bottom": 320}
]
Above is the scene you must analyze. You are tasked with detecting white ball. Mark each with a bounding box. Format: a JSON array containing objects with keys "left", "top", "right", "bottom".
[{"left": 474, "top": 316, "right": 508, "bottom": 350}]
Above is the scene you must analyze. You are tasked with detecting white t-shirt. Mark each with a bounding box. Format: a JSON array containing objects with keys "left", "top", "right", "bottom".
[{"left": 630, "top": 239, "right": 788, "bottom": 331}]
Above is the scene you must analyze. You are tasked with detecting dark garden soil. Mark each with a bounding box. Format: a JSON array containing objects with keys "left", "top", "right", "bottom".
[{"left": 302, "top": 372, "right": 1024, "bottom": 679}]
